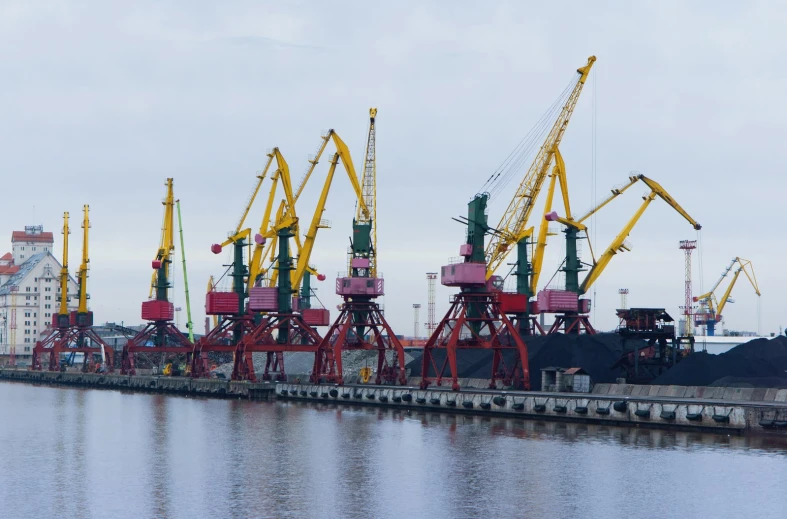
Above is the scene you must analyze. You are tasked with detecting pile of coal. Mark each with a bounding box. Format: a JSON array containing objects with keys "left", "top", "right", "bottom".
[
  {"left": 652, "top": 336, "right": 787, "bottom": 387},
  {"left": 406, "top": 332, "right": 633, "bottom": 390}
]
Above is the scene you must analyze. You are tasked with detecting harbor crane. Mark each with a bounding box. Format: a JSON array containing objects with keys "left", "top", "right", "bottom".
[
  {"left": 32, "top": 206, "right": 113, "bottom": 372},
  {"left": 121, "top": 179, "right": 194, "bottom": 375},
  {"left": 543, "top": 173, "right": 701, "bottom": 333},
  {"left": 312, "top": 108, "right": 408, "bottom": 386},
  {"left": 421, "top": 57, "right": 597, "bottom": 390},
  {"left": 694, "top": 257, "right": 760, "bottom": 336}
]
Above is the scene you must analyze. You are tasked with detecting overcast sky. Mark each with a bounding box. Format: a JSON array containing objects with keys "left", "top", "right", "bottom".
[{"left": 1, "top": 1, "right": 783, "bottom": 337}]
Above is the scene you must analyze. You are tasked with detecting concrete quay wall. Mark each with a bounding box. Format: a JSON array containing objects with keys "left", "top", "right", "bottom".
[
  {"left": 0, "top": 368, "right": 276, "bottom": 400},
  {"left": 276, "top": 382, "right": 787, "bottom": 434}
]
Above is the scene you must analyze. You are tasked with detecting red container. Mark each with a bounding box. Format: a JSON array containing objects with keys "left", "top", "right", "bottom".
[
  {"left": 578, "top": 298, "right": 591, "bottom": 314},
  {"left": 248, "top": 287, "right": 278, "bottom": 311},
  {"left": 537, "top": 289, "right": 579, "bottom": 313},
  {"left": 302, "top": 308, "right": 330, "bottom": 326},
  {"left": 53, "top": 313, "right": 71, "bottom": 328},
  {"left": 69, "top": 311, "right": 77, "bottom": 326},
  {"left": 530, "top": 301, "right": 540, "bottom": 314},
  {"left": 75, "top": 311, "right": 94, "bottom": 327},
  {"left": 206, "top": 292, "right": 239, "bottom": 315},
  {"left": 498, "top": 293, "right": 528, "bottom": 314},
  {"left": 142, "top": 300, "right": 174, "bottom": 321}
]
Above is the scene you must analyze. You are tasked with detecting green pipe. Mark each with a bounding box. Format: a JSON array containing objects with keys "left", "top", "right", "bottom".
[{"left": 176, "top": 200, "right": 194, "bottom": 342}]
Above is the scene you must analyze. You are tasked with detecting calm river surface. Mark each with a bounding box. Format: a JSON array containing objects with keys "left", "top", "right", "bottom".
[{"left": 2, "top": 382, "right": 787, "bottom": 519}]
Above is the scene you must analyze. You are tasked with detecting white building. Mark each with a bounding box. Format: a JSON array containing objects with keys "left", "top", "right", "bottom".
[{"left": 0, "top": 226, "right": 78, "bottom": 364}]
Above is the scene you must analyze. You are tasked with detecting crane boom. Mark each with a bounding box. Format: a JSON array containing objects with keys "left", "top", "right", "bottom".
[
  {"left": 697, "top": 257, "right": 760, "bottom": 319},
  {"left": 485, "top": 56, "right": 595, "bottom": 278},
  {"left": 529, "top": 148, "right": 572, "bottom": 293},
  {"left": 578, "top": 176, "right": 701, "bottom": 294},
  {"left": 77, "top": 205, "right": 90, "bottom": 313},
  {"left": 59, "top": 212, "right": 70, "bottom": 316},
  {"left": 150, "top": 179, "right": 176, "bottom": 300},
  {"left": 357, "top": 108, "right": 377, "bottom": 276}
]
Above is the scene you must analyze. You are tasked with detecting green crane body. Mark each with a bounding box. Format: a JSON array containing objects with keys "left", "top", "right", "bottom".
[
  {"left": 276, "top": 225, "right": 295, "bottom": 344},
  {"left": 465, "top": 194, "right": 491, "bottom": 334},
  {"left": 231, "top": 239, "right": 248, "bottom": 343},
  {"left": 513, "top": 237, "right": 533, "bottom": 336},
  {"left": 350, "top": 219, "right": 374, "bottom": 341}
]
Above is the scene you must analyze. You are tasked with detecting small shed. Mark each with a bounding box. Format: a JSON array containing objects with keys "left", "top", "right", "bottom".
[
  {"left": 563, "top": 367, "right": 591, "bottom": 393},
  {"left": 540, "top": 367, "right": 565, "bottom": 392}
]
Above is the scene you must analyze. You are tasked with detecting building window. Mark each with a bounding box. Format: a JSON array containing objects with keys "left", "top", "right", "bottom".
[
  {"left": 45, "top": 296, "right": 51, "bottom": 300},
  {"left": 20, "top": 255, "right": 24, "bottom": 259},
  {"left": 45, "top": 304, "right": 50, "bottom": 309},
  {"left": 24, "top": 346, "right": 30, "bottom": 352},
  {"left": 26, "top": 296, "right": 30, "bottom": 301},
  {"left": 25, "top": 287, "right": 31, "bottom": 292},
  {"left": 32, "top": 247, "right": 36, "bottom": 251},
  {"left": 25, "top": 312, "right": 30, "bottom": 317}
]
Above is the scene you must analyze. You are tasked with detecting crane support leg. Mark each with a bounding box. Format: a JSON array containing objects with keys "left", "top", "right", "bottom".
[{"left": 420, "top": 292, "right": 530, "bottom": 391}]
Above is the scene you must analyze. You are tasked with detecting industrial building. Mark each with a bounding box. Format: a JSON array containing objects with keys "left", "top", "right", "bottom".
[{"left": 0, "top": 226, "right": 78, "bottom": 364}]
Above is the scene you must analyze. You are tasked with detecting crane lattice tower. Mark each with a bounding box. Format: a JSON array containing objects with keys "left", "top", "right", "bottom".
[
  {"left": 618, "top": 288, "right": 629, "bottom": 310},
  {"left": 679, "top": 240, "right": 697, "bottom": 337}
]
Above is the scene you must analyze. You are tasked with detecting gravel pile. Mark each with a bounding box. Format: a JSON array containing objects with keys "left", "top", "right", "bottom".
[{"left": 214, "top": 349, "right": 417, "bottom": 379}]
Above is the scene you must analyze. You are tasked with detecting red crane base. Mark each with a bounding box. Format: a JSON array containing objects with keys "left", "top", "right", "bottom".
[
  {"left": 420, "top": 292, "right": 530, "bottom": 391},
  {"left": 190, "top": 316, "right": 255, "bottom": 378},
  {"left": 31, "top": 326, "right": 115, "bottom": 373},
  {"left": 120, "top": 321, "right": 194, "bottom": 375},
  {"left": 548, "top": 313, "right": 596, "bottom": 334},
  {"left": 312, "top": 300, "right": 407, "bottom": 386},
  {"left": 233, "top": 313, "right": 323, "bottom": 382}
]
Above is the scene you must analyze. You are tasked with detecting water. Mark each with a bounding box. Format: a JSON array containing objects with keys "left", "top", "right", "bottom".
[{"left": 2, "top": 382, "right": 787, "bottom": 519}]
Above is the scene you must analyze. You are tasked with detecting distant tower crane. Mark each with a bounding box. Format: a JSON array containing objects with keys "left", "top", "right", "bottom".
[
  {"left": 121, "top": 179, "right": 194, "bottom": 375},
  {"left": 413, "top": 304, "right": 421, "bottom": 337},
  {"left": 694, "top": 257, "right": 760, "bottom": 336},
  {"left": 618, "top": 288, "right": 629, "bottom": 310},
  {"left": 679, "top": 240, "right": 697, "bottom": 338}
]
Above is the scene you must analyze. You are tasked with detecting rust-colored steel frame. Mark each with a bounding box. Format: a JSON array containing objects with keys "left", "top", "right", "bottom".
[
  {"left": 190, "top": 315, "right": 255, "bottom": 378},
  {"left": 31, "top": 326, "right": 114, "bottom": 372},
  {"left": 313, "top": 301, "right": 407, "bottom": 386},
  {"left": 233, "top": 313, "right": 323, "bottom": 382},
  {"left": 120, "top": 322, "right": 194, "bottom": 375},
  {"left": 547, "top": 314, "right": 596, "bottom": 335},
  {"left": 420, "top": 292, "right": 530, "bottom": 391}
]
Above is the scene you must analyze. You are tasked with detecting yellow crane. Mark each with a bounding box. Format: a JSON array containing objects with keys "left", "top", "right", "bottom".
[
  {"left": 695, "top": 257, "right": 760, "bottom": 336},
  {"left": 248, "top": 131, "right": 369, "bottom": 295},
  {"left": 57, "top": 212, "right": 71, "bottom": 322},
  {"left": 529, "top": 148, "right": 571, "bottom": 294},
  {"left": 485, "top": 56, "right": 595, "bottom": 279},
  {"left": 149, "top": 179, "right": 175, "bottom": 301},
  {"left": 545, "top": 174, "right": 701, "bottom": 295},
  {"left": 76, "top": 205, "right": 91, "bottom": 319}
]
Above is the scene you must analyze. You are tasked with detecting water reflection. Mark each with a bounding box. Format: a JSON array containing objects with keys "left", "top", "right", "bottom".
[{"left": 2, "top": 383, "right": 786, "bottom": 519}]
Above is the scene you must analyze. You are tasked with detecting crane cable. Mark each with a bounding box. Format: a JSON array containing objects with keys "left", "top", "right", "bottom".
[{"left": 478, "top": 74, "right": 578, "bottom": 202}]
